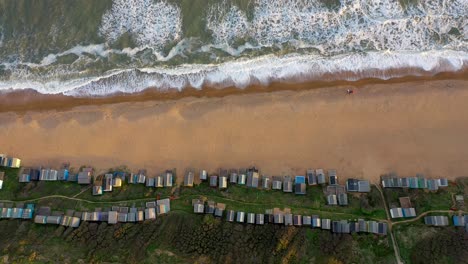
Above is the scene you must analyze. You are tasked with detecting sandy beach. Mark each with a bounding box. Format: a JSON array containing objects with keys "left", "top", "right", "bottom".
[{"left": 1, "top": 77, "right": 468, "bottom": 183}]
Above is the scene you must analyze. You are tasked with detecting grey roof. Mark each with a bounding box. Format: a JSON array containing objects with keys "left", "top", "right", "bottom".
[
  {"left": 293, "top": 215, "right": 302, "bottom": 226},
  {"left": 328, "top": 170, "right": 337, "bottom": 185},
  {"left": 194, "top": 203, "right": 204, "bottom": 213},
  {"left": 247, "top": 213, "right": 255, "bottom": 224},
  {"left": 403, "top": 208, "right": 416, "bottom": 217},
  {"left": 108, "top": 211, "right": 118, "bottom": 224},
  {"left": 358, "top": 180, "right": 371, "bottom": 192},
  {"left": 200, "top": 170, "right": 208, "bottom": 181},
  {"left": 218, "top": 176, "right": 228, "bottom": 189},
  {"left": 229, "top": 171, "right": 238, "bottom": 183},
  {"left": 272, "top": 180, "right": 282, "bottom": 190},
  {"left": 214, "top": 207, "right": 224, "bottom": 217},
  {"left": 284, "top": 214, "right": 293, "bottom": 226},
  {"left": 237, "top": 172, "right": 247, "bottom": 185},
  {"left": 338, "top": 193, "right": 348, "bottom": 206},
  {"left": 246, "top": 168, "right": 260, "bottom": 188},
  {"left": 295, "top": 183, "right": 306, "bottom": 195},
  {"left": 307, "top": 169, "right": 317, "bottom": 185},
  {"left": 438, "top": 178, "right": 448, "bottom": 187},
  {"left": 302, "top": 216, "right": 312, "bottom": 226},
  {"left": 319, "top": 219, "right": 330, "bottom": 230},
  {"left": 346, "top": 178, "right": 359, "bottom": 192},
  {"left": 312, "top": 216, "right": 321, "bottom": 228},
  {"left": 262, "top": 176, "right": 271, "bottom": 189},
  {"left": 390, "top": 208, "right": 404, "bottom": 218},
  {"left": 226, "top": 210, "right": 235, "bottom": 222},
  {"left": 424, "top": 215, "right": 449, "bottom": 226},
  {"left": 327, "top": 194, "right": 337, "bottom": 205},
  {"left": 316, "top": 169, "right": 326, "bottom": 184},
  {"left": 256, "top": 214, "right": 264, "bottom": 225},
  {"left": 210, "top": 176, "right": 218, "bottom": 187},
  {"left": 236, "top": 212, "right": 245, "bottom": 223},
  {"left": 283, "top": 177, "right": 293, "bottom": 192},
  {"left": 274, "top": 214, "right": 284, "bottom": 224},
  {"left": 184, "top": 171, "right": 194, "bottom": 187},
  {"left": 427, "top": 179, "right": 439, "bottom": 191}
]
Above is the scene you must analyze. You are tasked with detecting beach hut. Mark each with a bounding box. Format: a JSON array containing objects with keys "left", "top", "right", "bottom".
[
  {"left": 424, "top": 216, "right": 449, "bottom": 226},
  {"left": 210, "top": 175, "right": 218, "bottom": 188},
  {"left": 293, "top": 215, "right": 302, "bottom": 226},
  {"left": 164, "top": 170, "right": 173, "bottom": 187},
  {"left": 155, "top": 175, "right": 164, "bottom": 187},
  {"left": 156, "top": 198, "right": 171, "bottom": 215},
  {"left": 145, "top": 176, "right": 155, "bottom": 188},
  {"left": 205, "top": 201, "right": 215, "bottom": 214},
  {"left": 316, "top": 169, "right": 326, "bottom": 184},
  {"left": 313, "top": 217, "right": 323, "bottom": 228},
  {"left": 247, "top": 213, "right": 255, "bottom": 224},
  {"left": 327, "top": 194, "right": 337, "bottom": 205},
  {"left": 274, "top": 213, "right": 284, "bottom": 224},
  {"left": 104, "top": 174, "right": 113, "bottom": 191},
  {"left": 108, "top": 211, "right": 118, "bottom": 224},
  {"left": 338, "top": 193, "right": 348, "bottom": 206},
  {"left": 219, "top": 176, "right": 228, "bottom": 189},
  {"left": 438, "top": 178, "right": 448, "bottom": 187},
  {"left": 262, "top": 176, "right": 271, "bottom": 189},
  {"left": 307, "top": 169, "right": 317, "bottom": 185},
  {"left": 247, "top": 167, "right": 260, "bottom": 188},
  {"left": 184, "top": 170, "right": 194, "bottom": 187},
  {"left": 236, "top": 212, "right": 245, "bottom": 223},
  {"left": 214, "top": 203, "right": 226, "bottom": 217},
  {"left": 229, "top": 169, "right": 238, "bottom": 184},
  {"left": 200, "top": 170, "right": 208, "bottom": 181},
  {"left": 390, "top": 208, "right": 404, "bottom": 218},
  {"left": 238, "top": 169, "right": 247, "bottom": 185},
  {"left": 145, "top": 208, "right": 156, "bottom": 220},
  {"left": 256, "top": 214, "right": 265, "bottom": 225},
  {"left": 226, "top": 210, "right": 235, "bottom": 222},
  {"left": 272, "top": 177, "right": 282, "bottom": 190},
  {"left": 78, "top": 170, "right": 92, "bottom": 185},
  {"left": 284, "top": 214, "right": 293, "bottom": 226},
  {"left": 193, "top": 201, "right": 205, "bottom": 214},
  {"left": 302, "top": 215, "right": 312, "bottom": 226},
  {"left": 402, "top": 208, "right": 416, "bottom": 218},
  {"left": 427, "top": 179, "right": 439, "bottom": 191},
  {"left": 328, "top": 170, "right": 338, "bottom": 185},
  {"left": 283, "top": 176, "right": 293, "bottom": 193}
]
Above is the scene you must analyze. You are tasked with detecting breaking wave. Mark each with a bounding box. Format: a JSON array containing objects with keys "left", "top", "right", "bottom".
[
  {"left": 1, "top": 50, "right": 466, "bottom": 97},
  {"left": 0, "top": 0, "right": 466, "bottom": 97}
]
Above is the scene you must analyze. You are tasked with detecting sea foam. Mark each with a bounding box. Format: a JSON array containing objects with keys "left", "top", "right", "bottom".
[
  {"left": 0, "top": 50, "right": 466, "bottom": 96},
  {"left": 99, "top": 0, "right": 182, "bottom": 47},
  {"left": 0, "top": 0, "right": 466, "bottom": 97}
]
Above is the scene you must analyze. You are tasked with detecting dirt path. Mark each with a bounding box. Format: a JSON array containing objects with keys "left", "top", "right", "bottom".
[{"left": 374, "top": 184, "right": 403, "bottom": 264}]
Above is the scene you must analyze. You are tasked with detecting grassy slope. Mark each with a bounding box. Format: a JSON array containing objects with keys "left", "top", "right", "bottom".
[{"left": 0, "top": 212, "right": 394, "bottom": 264}]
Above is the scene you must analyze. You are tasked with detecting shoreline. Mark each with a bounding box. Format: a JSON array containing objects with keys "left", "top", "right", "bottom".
[
  {"left": 1, "top": 77, "right": 468, "bottom": 182},
  {"left": 0, "top": 70, "right": 466, "bottom": 113}
]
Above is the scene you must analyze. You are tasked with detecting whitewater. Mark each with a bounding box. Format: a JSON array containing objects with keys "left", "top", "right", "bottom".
[{"left": 0, "top": 0, "right": 466, "bottom": 97}]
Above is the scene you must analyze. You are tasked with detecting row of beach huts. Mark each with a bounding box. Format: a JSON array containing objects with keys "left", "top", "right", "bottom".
[
  {"left": 0, "top": 198, "right": 171, "bottom": 228},
  {"left": 192, "top": 199, "right": 388, "bottom": 235}
]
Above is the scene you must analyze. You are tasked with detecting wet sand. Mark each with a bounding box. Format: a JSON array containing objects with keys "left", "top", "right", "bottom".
[{"left": 1, "top": 77, "right": 468, "bottom": 183}]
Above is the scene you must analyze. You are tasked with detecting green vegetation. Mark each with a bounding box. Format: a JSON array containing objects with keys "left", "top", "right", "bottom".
[
  {"left": 383, "top": 183, "right": 459, "bottom": 213},
  {"left": 0, "top": 212, "right": 397, "bottom": 263},
  {"left": 394, "top": 223, "right": 468, "bottom": 264},
  {"left": 179, "top": 182, "right": 386, "bottom": 220}
]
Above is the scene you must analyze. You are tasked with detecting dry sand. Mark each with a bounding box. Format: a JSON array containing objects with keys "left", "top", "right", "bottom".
[{"left": 1, "top": 78, "right": 468, "bottom": 183}]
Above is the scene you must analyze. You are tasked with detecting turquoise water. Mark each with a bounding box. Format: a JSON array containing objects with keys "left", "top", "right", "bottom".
[{"left": 0, "top": 0, "right": 466, "bottom": 96}]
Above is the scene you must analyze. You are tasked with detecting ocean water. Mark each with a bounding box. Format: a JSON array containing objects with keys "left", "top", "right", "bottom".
[{"left": 0, "top": 0, "right": 466, "bottom": 96}]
